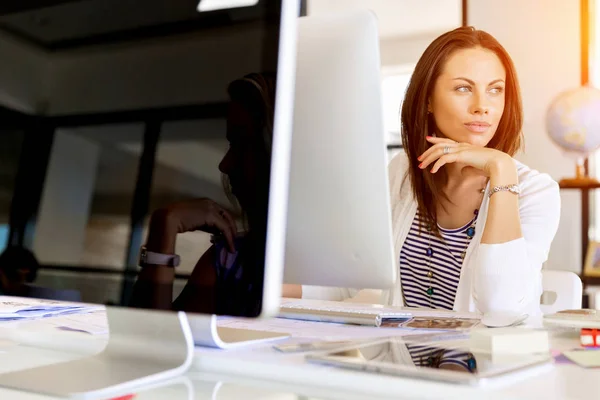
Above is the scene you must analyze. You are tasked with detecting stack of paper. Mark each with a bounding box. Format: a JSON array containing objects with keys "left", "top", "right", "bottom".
[
  {"left": 0, "top": 296, "right": 102, "bottom": 321},
  {"left": 50, "top": 311, "right": 109, "bottom": 335}
]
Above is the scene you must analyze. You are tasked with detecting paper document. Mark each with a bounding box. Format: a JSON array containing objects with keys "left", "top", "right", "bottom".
[
  {"left": 0, "top": 296, "right": 102, "bottom": 321},
  {"left": 54, "top": 311, "right": 109, "bottom": 335}
]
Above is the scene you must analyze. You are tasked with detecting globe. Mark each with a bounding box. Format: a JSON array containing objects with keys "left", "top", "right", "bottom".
[
  {"left": 547, "top": 86, "right": 600, "bottom": 157},
  {"left": 546, "top": 86, "right": 600, "bottom": 187}
]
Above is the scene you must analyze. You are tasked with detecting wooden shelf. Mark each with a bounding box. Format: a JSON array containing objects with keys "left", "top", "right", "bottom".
[
  {"left": 560, "top": 183, "right": 600, "bottom": 189},
  {"left": 559, "top": 182, "right": 598, "bottom": 291},
  {"left": 583, "top": 276, "right": 600, "bottom": 286}
]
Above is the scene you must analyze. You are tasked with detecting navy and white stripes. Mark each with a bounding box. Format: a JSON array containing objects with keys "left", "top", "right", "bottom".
[
  {"left": 406, "top": 344, "right": 473, "bottom": 371},
  {"left": 399, "top": 213, "right": 476, "bottom": 310}
]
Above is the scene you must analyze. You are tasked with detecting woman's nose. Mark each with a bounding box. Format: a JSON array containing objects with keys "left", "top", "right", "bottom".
[
  {"left": 469, "top": 92, "right": 489, "bottom": 115},
  {"left": 219, "top": 150, "right": 233, "bottom": 174}
]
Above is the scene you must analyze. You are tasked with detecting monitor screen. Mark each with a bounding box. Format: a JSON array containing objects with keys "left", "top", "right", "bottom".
[{"left": 0, "top": 0, "right": 295, "bottom": 318}]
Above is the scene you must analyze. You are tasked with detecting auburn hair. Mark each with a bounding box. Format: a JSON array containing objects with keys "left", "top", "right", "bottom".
[{"left": 400, "top": 26, "right": 523, "bottom": 235}]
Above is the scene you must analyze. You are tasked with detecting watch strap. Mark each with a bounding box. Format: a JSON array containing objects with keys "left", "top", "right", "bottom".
[{"left": 139, "top": 246, "right": 181, "bottom": 267}]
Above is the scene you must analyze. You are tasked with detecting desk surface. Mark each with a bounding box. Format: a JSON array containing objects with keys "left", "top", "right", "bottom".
[{"left": 0, "top": 306, "right": 596, "bottom": 400}]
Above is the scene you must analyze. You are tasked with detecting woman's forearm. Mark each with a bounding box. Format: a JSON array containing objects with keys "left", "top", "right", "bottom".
[
  {"left": 481, "top": 158, "right": 522, "bottom": 244},
  {"left": 129, "top": 210, "right": 179, "bottom": 309},
  {"left": 282, "top": 284, "right": 302, "bottom": 298}
]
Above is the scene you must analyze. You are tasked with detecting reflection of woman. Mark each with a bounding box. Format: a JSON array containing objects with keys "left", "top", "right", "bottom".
[
  {"left": 130, "top": 73, "right": 276, "bottom": 317},
  {"left": 358, "top": 340, "right": 476, "bottom": 374},
  {"left": 291, "top": 27, "right": 560, "bottom": 318},
  {"left": 401, "top": 318, "right": 474, "bottom": 330},
  {"left": 406, "top": 344, "right": 476, "bottom": 372}
]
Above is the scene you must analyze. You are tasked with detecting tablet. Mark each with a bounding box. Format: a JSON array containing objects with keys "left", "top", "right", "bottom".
[{"left": 306, "top": 338, "right": 552, "bottom": 385}]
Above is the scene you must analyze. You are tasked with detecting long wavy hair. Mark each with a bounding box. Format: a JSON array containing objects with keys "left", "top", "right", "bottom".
[
  {"left": 400, "top": 26, "right": 523, "bottom": 236},
  {"left": 223, "top": 72, "right": 276, "bottom": 228},
  {"left": 217, "top": 72, "right": 276, "bottom": 317}
]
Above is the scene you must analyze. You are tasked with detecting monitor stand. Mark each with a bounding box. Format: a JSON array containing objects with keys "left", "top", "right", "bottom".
[{"left": 0, "top": 307, "right": 289, "bottom": 399}]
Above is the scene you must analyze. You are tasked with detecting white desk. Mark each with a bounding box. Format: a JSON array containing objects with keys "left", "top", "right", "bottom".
[
  {"left": 192, "top": 319, "right": 599, "bottom": 400},
  {"left": 0, "top": 310, "right": 597, "bottom": 400}
]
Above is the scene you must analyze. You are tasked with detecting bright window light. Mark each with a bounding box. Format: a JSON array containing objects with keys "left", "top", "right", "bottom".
[
  {"left": 197, "top": 0, "right": 259, "bottom": 12},
  {"left": 381, "top": 69, "right": 413, "bottom": 145}
]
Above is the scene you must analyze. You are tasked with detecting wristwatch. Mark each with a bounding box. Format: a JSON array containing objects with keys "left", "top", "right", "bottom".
[
  {"left": 489, "top": 184, "right": 520, "bottom": 198},
  {"left": 138, "top": 246, "right": 181, "bottom": 267}
]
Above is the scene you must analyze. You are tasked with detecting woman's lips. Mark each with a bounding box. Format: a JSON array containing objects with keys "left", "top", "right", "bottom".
[{"left": 464, "top": 121, "right": 491, "bottom": 133}]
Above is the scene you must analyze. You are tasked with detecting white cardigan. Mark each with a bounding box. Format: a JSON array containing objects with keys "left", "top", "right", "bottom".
[{"left": 303, "top": 152, "right": 561, "bottom": 317}]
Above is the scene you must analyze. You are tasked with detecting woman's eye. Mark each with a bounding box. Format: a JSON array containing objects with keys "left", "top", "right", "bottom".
[
  {"left": 455, "top": 86, "right": 470, "bottom": 93},
  {"left": 489, "top": 86, "right": 504, "bottom": 94}
]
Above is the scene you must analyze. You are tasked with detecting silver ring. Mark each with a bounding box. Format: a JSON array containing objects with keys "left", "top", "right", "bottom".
[{"left": 443, "top": 146, "right": 451, "bottom": 155}]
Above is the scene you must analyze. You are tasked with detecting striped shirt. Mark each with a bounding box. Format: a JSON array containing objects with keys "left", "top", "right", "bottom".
[
  {"left": 399, "top": 212, "right": 477, "bottom": 310},
  {"left": 406, "top": 344, "right": 474, "bottom": 371}
]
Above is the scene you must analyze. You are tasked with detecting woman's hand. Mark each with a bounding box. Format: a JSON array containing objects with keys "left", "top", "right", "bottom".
[
  {"left": 417, "top": 136, "right": 514, "bottom": 176},
  {"left": 150, "top": 199, "right": 238, "bottom": 253}
]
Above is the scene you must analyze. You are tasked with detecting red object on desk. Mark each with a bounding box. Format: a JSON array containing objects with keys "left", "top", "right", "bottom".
[
  {"left": 111, "top": 395, "right": 136, "bottom": 400},
  {"left": 580, "top": 328, "right": 600, "bottom": 347}
]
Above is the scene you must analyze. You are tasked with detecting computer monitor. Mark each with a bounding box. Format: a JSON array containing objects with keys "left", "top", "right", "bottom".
[
  {"left": 284, "top": 10, "right": 397, "bottom": 290},
  {"left": 0, "top": 0, "right": 298, "bottom": 397}
]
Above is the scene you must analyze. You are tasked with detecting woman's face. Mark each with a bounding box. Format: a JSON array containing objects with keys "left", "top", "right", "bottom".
[{"left": 429, "top": 46, "right": 506, "bottom": 147}]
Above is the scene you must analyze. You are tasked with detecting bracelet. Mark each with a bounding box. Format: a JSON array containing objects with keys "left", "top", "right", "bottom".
[{"left": 489, "top": 184, "right": 520, "bottom": 198}]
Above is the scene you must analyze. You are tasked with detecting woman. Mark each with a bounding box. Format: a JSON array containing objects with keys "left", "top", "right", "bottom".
[
  {"left": 130, "top": 73, "right": 276, "bottom": 317},
  {"left": 299, "top": 26, "right": 560, "bottom": 317}
]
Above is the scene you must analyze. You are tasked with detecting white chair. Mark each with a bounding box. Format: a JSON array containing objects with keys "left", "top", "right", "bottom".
[{"left": 540, "top": 269, "right": 583, "bottom": 314}]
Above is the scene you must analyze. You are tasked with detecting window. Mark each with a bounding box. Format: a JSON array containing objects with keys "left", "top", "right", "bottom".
[
  {"left": 0, "top": 225, "right": 7, "bottom": 253},
  {"left": 0, "top": 130, "right": 25, "bottom": 251},
  {"left": 29, "top": 128, "right": 142, "bottom": 304},
  {"left": 381, "top": 65, "right": 413, "bottom": 162}
]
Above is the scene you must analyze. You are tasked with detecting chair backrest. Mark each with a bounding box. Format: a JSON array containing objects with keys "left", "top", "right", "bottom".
[{"left": 540, "top": 270, "right": 582, "bottom": 314}]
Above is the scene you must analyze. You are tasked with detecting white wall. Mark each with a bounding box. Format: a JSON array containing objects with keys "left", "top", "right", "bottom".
[
  {"left": 308, "top": 0, "right": 461, "bottom": 40},
  {"left": 470, "top": 0, "right": 582, "bottom": 272},
  {"left": 380, "top": 33, "right": 445, "bottom": 68}
]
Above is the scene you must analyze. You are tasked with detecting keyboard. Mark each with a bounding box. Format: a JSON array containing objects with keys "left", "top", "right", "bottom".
[{"left": 278, "top": 300, "right": 413, "bottom": 327}]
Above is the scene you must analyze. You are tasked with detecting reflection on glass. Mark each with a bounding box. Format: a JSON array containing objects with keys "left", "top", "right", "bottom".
[
  {"left": 0, "top": 131, "right": 23, "bottom": 225},
  {"left": 0, "top": 131, "right": 29, "bottom": 296},
  {"left": 329, "top": 340, "right": 477, "bottom": 374},
  {"left": 130, "top": 73, "right": 276, "bottom": 317},
  {"left": 0, "top": 0, "right": 283, "bottom": 314},
  {"left": 404, "top": 343, "right": 476, "bottom": 372},
  {"left": 32, "top": 128, "right": 142, "bottom": 304}
]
